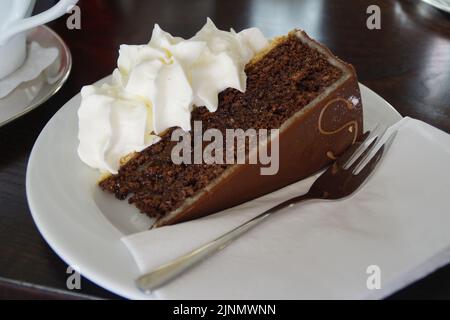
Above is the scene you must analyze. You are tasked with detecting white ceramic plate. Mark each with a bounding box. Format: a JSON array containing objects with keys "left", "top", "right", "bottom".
[
  {"left": 26, "top": 78, "right": 402, "bottom": 299},
  {"left": 0, "top": 25, "right": 72, "bottom": 128}
]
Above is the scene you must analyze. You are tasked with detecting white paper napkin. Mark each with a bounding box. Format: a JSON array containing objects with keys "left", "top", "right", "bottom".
[
  {"left": 122, "top": 117, "right": 450, "bottom": 299},
  {"left": 0, "top": 42, "right": 58, "bottom": 99}
]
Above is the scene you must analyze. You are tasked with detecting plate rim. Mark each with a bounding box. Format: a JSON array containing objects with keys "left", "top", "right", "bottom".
[
  {"left": 26, "top": 78, "right": 402, "bottom": 299},
  {"left": 0, "top": 25, "right": 72, "bottom": 128}
]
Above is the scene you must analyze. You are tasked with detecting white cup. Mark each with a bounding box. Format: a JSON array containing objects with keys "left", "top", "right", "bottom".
[{"left": 0, "top": 0, "right": 79, "bottom": 79}]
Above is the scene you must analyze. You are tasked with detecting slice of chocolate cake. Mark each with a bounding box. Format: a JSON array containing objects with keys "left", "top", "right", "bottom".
[{"left": 99, "top": 30, "right": 363, "bottom": 227}]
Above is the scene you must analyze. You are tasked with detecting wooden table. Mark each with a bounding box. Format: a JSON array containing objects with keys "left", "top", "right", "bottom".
[{"left": 0, "top": 0, "right": 449, "bottom": 300}]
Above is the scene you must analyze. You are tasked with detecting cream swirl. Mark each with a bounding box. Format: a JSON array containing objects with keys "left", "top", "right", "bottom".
[{"left": 78, "top": 18, "right": 268, "bottom": 173}]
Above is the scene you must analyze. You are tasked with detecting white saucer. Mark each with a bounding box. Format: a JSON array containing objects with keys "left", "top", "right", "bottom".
[
  {"left": 26, "top": 78, "right": 402, "bottom": 299},
  {"left": 0, "top": 25, "right": 72, "bottom": 128},
  {"left": 422, "top": 0, "right": 450, "bottom": 13}
]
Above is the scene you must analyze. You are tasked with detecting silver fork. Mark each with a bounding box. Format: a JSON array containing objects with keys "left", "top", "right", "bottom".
[{"left": 136, "top": 126, "right": 397, "bottom": 294}]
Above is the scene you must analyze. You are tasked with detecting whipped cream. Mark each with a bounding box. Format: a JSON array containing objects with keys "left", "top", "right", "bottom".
[{"left": 78, "top": 18, "right": 268, "bottom": 173}]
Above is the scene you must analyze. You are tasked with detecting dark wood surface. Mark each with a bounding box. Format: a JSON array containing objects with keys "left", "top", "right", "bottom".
[{"left": 0, "top": 0, "right": 449, "bottom": 300}]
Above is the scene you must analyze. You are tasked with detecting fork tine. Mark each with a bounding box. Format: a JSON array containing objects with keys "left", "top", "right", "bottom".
[
  {"left": 383, "top": 130, "right": 398, "bottom": 153},
  {"left": 336, "top": 130, "right": 371, "bottom": 166},
  {"left": 352, "top": 131, "right": 397, "bottom": 175},
  {"left": 354, "top": 144, "right": 385, "bottom": 178},
  {"left": 345, "top": 144, "right": 385, "bottom": 194},
  {"left": 343, "top": 124, "right": 386, "bottom": 169},
  {"left": 348, "top": 137, "right": 379, "bottom": 172}
]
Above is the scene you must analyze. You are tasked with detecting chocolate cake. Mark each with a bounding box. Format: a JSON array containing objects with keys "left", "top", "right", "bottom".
[{"left": 99, "top": 30, "right": 363, "bottom": 227}]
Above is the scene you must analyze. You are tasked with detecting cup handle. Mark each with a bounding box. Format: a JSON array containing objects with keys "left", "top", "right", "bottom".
[{"left": 0, "top": 0, "right": 79, "bottom": 44}]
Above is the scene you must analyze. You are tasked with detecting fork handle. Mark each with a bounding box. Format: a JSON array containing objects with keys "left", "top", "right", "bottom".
[{"left": 136, "top": 193, "right": 312, "bottom": 294}]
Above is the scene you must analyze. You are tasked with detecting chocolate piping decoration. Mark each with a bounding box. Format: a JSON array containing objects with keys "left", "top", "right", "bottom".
[
  {"left": 318, "top": 97, "right": 358, "bottom": 159},
  {"left": 326, "top": 151, "right": 337, "bottom": 160}
]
